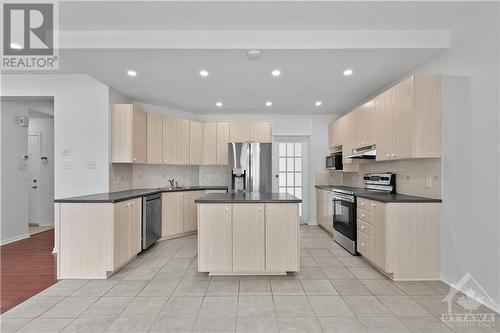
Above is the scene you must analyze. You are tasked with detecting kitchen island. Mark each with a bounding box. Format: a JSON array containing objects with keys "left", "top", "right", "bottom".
[{"left": 195, "top": 192, "right": 302, "bottom": 276}]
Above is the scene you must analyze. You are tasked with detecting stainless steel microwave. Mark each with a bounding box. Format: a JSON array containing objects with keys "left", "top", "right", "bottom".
[{"left": 326, "top": 151, "right": 343, "bottom": 170}]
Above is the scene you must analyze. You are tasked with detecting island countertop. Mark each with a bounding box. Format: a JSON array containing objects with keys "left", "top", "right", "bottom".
[{"left": 195, "top": 192, "right": 302, "bottom": 204}]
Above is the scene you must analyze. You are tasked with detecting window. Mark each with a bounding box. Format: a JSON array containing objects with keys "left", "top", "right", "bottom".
[{"left": 278, "top": 142, "right": 303, "bottom": 216}]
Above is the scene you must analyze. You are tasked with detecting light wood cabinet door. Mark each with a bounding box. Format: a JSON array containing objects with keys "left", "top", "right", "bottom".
[
  {"left": 162, "top": 117, "right": 177, "bottom": 164},
  {"left": 202, "top": 122, "right": 217, "bottom": 165},
  {"left": 197, "top": 204, "right": 232, "bottom": 272},
  {"left": 147, "top": 113, "right": 163, "bottom": 164},
  {"left": 342, "top": 112, "right": 356, "bottom": 165},
  {"left": 177, "top": 119, "right": 190, "bottom": 165},
  {"left": 265, "top": 203, "right": 299, "bottom": 272},
  {"left": 229, "top": 122, "right": 250, "bottom": 142},
  {"left": 374, "top": 90, "right": 393, "bottom": 161},
  {"left": 184, "top": 190, "right": 205, "bottom": 233},
  {"left": 132, "top": 106, "right": 147, "bottom": 164},
  {"left": 371, "top": 200, "right": 387, "bottom": 271},
  {"left": 189, "top": 121, "right": 203, "bottom": 165},
  {"left": 232, "top": 204, "right": 265, "bottom": 272},
  {"left": 111, "top": 104, "right": 133, "bottom": 163},
  {"left": 128, "top": 198, "right": 142, "bottom": 257},
  {"left": 250, "top": 122, "right": 272, "bottom": 142},
  {"left": 113, "top": 200, "right": 132, "bottom": 269},
  {"left": 216, "top": 122, "right": 229, "bottom": 165},
  {"left": 392, "top": 76, "right": 414, "bottom": 160},
  {"left": 162, "top": 192, "right": 185, "bottom": 237},
  {"left": 359, "top": 101, "right": 375, "bottom": 147}
]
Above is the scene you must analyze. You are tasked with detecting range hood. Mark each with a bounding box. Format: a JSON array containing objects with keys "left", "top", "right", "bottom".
[{"left": 346, "top": 145, "right": 376, "bottom": 159}]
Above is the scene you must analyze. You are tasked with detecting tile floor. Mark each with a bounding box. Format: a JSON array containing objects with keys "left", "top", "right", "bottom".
[{"left": 1, "top": 225, "right": 498, "bottom": 332}]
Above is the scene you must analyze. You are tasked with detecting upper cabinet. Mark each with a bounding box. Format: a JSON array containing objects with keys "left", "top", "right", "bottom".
[
  {"left": 250, "top": 122, "right": 272, "bottom": 143},
  {"left": 216, "top": 122, "right": 229, "bottom": 165},
  {"left": 112, "top": 106, "right": 271, "bottom": 165},
  {"left": 112, "top": 104, "right": 147, "bottom": 163},
  {"left": 330, "top": 74, "right": 442, "bottom": 165}
]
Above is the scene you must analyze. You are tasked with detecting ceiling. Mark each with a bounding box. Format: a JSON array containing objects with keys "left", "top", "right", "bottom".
[
  {"left": 8, "top": 1, "right": 485, "bottom": 115},
  {"left": 60, "top": 1, "right": 479, "bottom": 31}
]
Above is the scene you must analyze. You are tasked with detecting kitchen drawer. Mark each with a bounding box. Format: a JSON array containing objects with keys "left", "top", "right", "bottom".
[
  {"left": 357, "top": 220, "right": 373, "bottom": 236},
  {"left": 357, "top": 230, "right": 372, "bottom": 259},
  {"left": 358, "top": 198, "right": 376, "bottom": 212},
  {"left": 357, "top": 208, "right": 373, "bottom": 224}
]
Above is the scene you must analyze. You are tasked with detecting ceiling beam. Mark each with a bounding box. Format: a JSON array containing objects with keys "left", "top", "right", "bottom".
[{"left": 59, "top": 30, "right": 449, "bottom": 49}]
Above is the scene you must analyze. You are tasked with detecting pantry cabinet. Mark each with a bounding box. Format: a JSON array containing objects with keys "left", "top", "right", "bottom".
[
  {"left": 202, "top": 122, "right": 217, "bottom": 165},
  {"left": 216, "top": 122, "right": 229, "bottom": 165},
  {"left": 162, "top": 190, "right": 205, "bottom": 238},
  {"left": 189, "top": 121, "right": 203, "bottom": 165},
  {"left": 146, "top": 113, "right": 163, "bottom": 164},
  {"left": 111, "top": 104, "right": 147, "bottom": 163}
]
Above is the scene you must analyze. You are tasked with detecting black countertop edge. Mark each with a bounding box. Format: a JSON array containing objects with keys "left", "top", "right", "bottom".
[
  {"left": 315, "top": 185, "right": 442, "bottom": 203},
  {"left": 195, "top": 192, "right": 302, "bottom": 204},
  {"left": 54, "top": 186, "right": 228, "bottom": 204}
]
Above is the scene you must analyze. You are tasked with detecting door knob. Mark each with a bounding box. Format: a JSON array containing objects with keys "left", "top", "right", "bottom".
[{"left": 32, "top": 186, "right": 37, "bottom": 189}]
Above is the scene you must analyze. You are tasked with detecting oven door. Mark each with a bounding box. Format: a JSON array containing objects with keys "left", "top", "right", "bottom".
[{"left": 332, "top": 193, "right": 356, "bottom": 241}]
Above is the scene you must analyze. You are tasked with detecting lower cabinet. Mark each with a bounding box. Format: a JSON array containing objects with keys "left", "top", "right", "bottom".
[
  {"left": 316, "top": 188, "right": 334, "bottom": 234},
  {"left": 113, "top": 198, "right": 142, "bottom": 270},
  {"left": 356, "top": 198, "right": 441, "bottom": 280},
  {"left": 162, "top": 190, "right": 205, "bottom": 238},
  {"left": 198, "top": 203, "right": 299, "bottom": 274}
]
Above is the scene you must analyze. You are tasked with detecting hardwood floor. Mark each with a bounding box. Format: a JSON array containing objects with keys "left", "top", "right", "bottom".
[{"left": 0, "top": 229, "right": 57, "bottom": 314}]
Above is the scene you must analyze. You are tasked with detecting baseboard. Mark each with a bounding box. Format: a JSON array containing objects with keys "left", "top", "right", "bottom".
[
  {"left": 441, "top": 275, "right": 500, "bottom": 314},
  {"left": 1, "top": 234, "right": 30, "bottom": 246}
]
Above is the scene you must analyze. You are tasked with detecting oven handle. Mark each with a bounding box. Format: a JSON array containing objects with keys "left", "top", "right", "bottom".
[{"left": 332, "top": 193, "right": 355, "bottom": 203}]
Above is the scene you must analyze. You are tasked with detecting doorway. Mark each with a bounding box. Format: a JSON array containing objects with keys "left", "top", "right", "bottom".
[{"left": 272, "top": 136, "right": 309, "bottom": 224}]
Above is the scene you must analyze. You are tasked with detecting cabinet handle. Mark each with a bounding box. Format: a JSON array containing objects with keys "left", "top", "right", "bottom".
[
  {"left": 185, "top": 193, "right": 189, "bottom": 196},
  {"left": 164, "top": 160, "right": 167, "bottom": 163},
  {"left": 258, "top": 206, "right": 262, "bottom": 211},
  {"left": 360, "top": 202, "right": 365, "bottom": 206},
  {"left": 361, "top": 225, "right": 365, "bottom": 229},
  {"left": 361, "top": 243, "right": 365, "bottom": 247},
  {"left": 386, "top": 154, "right": 390, "bottom": 158},
  {"left": 131, "top": 202, "right": 134, "bottom": 206},
  {"left": 133, "top": 158, "right": 137, "bottom": 162},
  {"left": 391, "top": 153, "right": 396, "bottom": 158},
  {"left": 225, "top": 206, "right": 229, "bottom": 211},
  {"left": 371, "top": 203, "right": 375, "bottom": 207},
  {"left": 180, "top": 193, "right": 183, "bottom": 196},
  {"left": 361, "top": 214, "right": 365, "bottom": 218},
  {"left": 158, "top": 160, "right": 162, "bottom": 163}
]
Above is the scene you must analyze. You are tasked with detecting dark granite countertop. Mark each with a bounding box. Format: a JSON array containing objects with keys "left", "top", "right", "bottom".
[
  {"left": 54, "top": 186, "right": 228, "bottom": 203},
  {"left": 315, "top": 185, "right": 441, "bottom": 203},
  {"left": 195, "top": 192, "right": 302, "bottom": 204}
]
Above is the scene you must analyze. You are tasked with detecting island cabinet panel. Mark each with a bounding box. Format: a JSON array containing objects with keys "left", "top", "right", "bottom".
[
  {"left": 198, "top": 204, "right": 233, "bottom": 272},
  {"left": 162, "top": 192, "right": 185, "bottom": 237},
  {"left": 216, "top": 122, "right": 229, "bottom": 165},
  {"left": 265, "top": 203, "right": 299, "bottom": 273},
  {"left": 146, "top": 112, "right": 163, "bottom": 164},
  {"left": 232, "top": 204, "right": 265, "bottom": 272}
]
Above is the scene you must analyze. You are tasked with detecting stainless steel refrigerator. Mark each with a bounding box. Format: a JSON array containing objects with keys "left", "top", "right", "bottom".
[{"left": 228, "top": 143, "right": 272, "bottom": 193}]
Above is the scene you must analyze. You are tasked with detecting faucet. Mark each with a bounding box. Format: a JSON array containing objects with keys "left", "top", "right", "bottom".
[{"left": 168, "top": 179, "right": 175, "bottom": 187}]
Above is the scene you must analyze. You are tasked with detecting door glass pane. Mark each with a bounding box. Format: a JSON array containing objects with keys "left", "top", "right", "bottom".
[
  {"left": 287, "top": 143, "right": 294, "bottom": 155},
  {"left": 287, "top": 173, "right": 294, "bottom": 187},
  {"left": 294, "top": 143, "right": 302, "bottom": 156},
  {"left": 295, "top": 173, "right": 302, "bottom": 187},
  {"left": 286, "top": 158, "right": 294, "bottom": 172},
  {"left": 279, "top": 173, "right": 286, "bottom": 186},
  {"left": 279, "top": 187, "right": 286, "bottom": 193},
  {"left": 279, "top": 158, "right": 286, "bottom": 172},
  {"left": 279, "top": 143, "right": 286, "bottom": 157},
  {"left": 287, "top": 187, "right": 294, "bottom": 195},
  {"left": 295, "top": 158, "right": 302, "bottom": 171},
  {"left": 295, "top": 188, "right": 302, "bottom": 199}
]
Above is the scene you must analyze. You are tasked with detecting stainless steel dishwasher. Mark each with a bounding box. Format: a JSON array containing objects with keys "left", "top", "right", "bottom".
[{"left": 142, "top": 193, "right": 162, "bottom": 250}]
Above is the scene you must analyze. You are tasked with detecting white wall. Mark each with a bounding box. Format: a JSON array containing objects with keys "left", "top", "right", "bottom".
[
  {"left": 1, "top": 75, "right": 110, "bottom": 199},
  {"left": 414, "top": 3, "right": 500, "bottom": 311}
]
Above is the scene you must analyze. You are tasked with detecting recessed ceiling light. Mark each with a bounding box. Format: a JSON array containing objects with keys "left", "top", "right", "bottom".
[
  {"left": 199, "top": 70, "right": 209, "bottom": 77},
  {"left": 216, "top": 102, "right": 223, "bottom": 107},
  {"left": 127, "top": 70, "right": 137, "bottom": 77},
  {"left": 315, "top": 101, "right": 323, "bottom": 106},
  {"left": 265, "top": 101, "right": 273, "bottom": 107},
  {"left": 10, "top": 43, "right": 22, "bottom": 49},
  {"left": 271, "top": 69, "right": 281, "bottom": 77},
  {"left": 343, "top": 68, "right": 353, "bottom": 76}
]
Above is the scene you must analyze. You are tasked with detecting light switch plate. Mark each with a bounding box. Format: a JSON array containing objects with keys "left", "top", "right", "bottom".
[
  {"left": 62, "top": 159, "right": 70, "bottom": 169},
  {"left": 426, "top": 176, "right": 433, "bottom": 188},
  {"left": 87, "top": 161, "right": 96, "bottom": 169},
  {"left": 62, "top": 147, "right": 71, "bottom": 156}
]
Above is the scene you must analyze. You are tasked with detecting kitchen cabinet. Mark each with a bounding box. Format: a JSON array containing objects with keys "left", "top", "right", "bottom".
[
  {"left": 189, "top": 121, "right": 203, "bottom": 165},
  {"left": 356, "top": 197, "right": 440, "bottom": 280},
  {"left": 374, "top": 89, "right": 394, "bottom": 161},
  {"left": 202, "top": 122, "right": 217, "bottom": 165},
  {"left": 113, "top": 198, "right": 142, "bottom": 270},
  {"left": 216, "top": 122, "right": 229, "bottom": 165},
  {"left": 177, "top": 119, "right": 190, "bottom": 165},
  {"left": 391, "top": 76, "right": 414, "bottom": 159},
  {"left": 146, "top": 113, "right": 163, "bottom": 164},
  {"left": 229, "top": 122, "right": 250, "bottom": 142},
  {"left": 341, "top": 112, "right": 356, "bottom": 165},
  {"left": 316, "top": 188, "right": 333, "bottom": 234},
  {"left": 162, "top": 117, "right": 177, "bottom": 164},
  {"left": 265, "top": 203, "right": 299, "bottom": 273},
  {"left": 250, "top": 122, "right": 272, "bottom": 142},
  {"left": 162, "top": 190, "right": 205, "bottom": 238},
  {"left": 198, "top": 204, "right": 233, "bottom": 273},
  {"left": 356, "top": 102, "right": 375, "bottom": 148},
  {"left": 232, "top": 204, "right": 265, "bottom": 272},
  {"left": 111, "top": 104, "right": 147, "bottom": 163}
]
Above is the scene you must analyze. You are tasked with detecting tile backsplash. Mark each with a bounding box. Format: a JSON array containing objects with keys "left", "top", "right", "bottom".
[
  {"left": 316, "top": 158, "right": 442, "bottom": 199},
  {"left": 109, "top": 164, "right": 133, "bottom": 192},
  {"left": 199, "top": 166, "right": 229, "bottom": 186}
]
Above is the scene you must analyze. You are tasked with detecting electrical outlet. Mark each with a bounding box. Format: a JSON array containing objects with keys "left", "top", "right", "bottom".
[
  {"left": 62, "top": 159, "right": 70, "bottom": 169},
  {"left": 87, "top": 161, "right": 96, "bottom": 169},
  {"left": 62, "top": 147, "right": 71, "bottom": 156},
  {"left": 426, "top": 176, "right": 433, "bottom": 188}
]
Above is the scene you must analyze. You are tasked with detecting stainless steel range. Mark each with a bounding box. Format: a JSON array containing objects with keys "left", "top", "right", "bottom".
[{"left": 331, "top": 173, "right": 395, "bottom": 255}]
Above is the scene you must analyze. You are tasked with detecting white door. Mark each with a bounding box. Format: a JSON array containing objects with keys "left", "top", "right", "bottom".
[
  {"left": 272, "top": 137, "right": 309, "bottom": 224},
  {"left": 28, "top": 134, "right": 42, "bottom": 225}
]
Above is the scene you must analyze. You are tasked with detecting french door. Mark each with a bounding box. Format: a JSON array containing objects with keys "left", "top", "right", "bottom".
[{"left": 272, "top": 137, "right": 309, "bottom": 224}]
